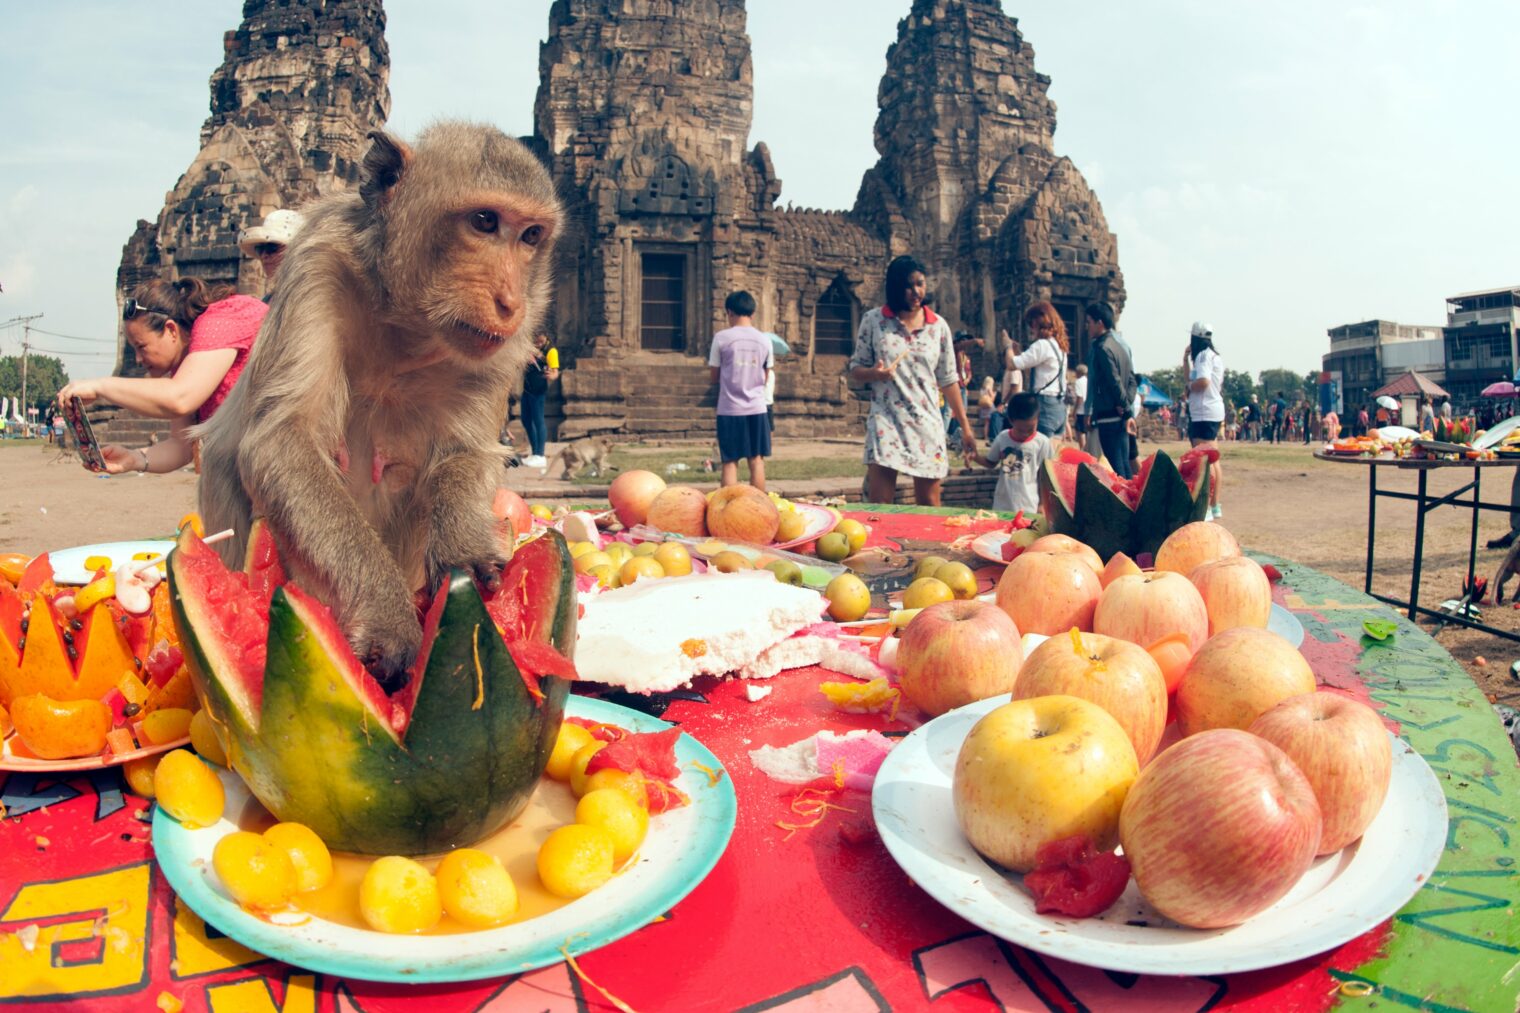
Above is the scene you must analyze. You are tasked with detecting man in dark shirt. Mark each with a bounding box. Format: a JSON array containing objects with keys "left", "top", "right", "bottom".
[
  {"left": 1083, "top": 302, "right": 1137, "bottom": 478},
  {"left": 1271, "top": 391, "right": 1288, "bottom": 443}
]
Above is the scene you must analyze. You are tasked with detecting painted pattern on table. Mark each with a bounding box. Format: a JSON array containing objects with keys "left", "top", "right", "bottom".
[{"left": 1, "top": 512, "right": 1517, "bottom": 1012}]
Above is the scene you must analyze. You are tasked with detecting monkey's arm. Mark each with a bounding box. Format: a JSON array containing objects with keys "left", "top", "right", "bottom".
[
  {"left": 422, "top": 447, "right": 509, "bottom": 589},
  {"left": 239, "top": 426, "right": 424, "bottom": 678}
]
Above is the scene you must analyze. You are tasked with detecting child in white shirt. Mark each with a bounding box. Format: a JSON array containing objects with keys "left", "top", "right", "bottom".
[{"left": 968, "top": 392, "right": 1055, "bottom": 514}]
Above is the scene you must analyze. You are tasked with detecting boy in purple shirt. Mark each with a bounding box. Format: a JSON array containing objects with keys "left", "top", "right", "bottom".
[{"left": 708, "top": 290, "right": 775, "bottom": 490}]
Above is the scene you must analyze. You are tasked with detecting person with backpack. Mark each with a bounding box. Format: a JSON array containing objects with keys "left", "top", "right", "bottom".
[{"left": 1010, "top": 301, "right": 1070, "bottom": 440}]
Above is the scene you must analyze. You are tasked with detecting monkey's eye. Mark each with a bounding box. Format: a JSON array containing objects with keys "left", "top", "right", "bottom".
[
  {"left": 520, "top": 224, "right": 546, "bottom": 247},
  {"left": 469, "top": 211, "right": 499, "bottom": 234}
]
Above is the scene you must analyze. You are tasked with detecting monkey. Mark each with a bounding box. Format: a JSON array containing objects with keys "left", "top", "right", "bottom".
[
  {"left": 541, "top": 435, "right": 616, "bottom": 481},
  {"left": 195, "top": 122, "right": 561, "bottom": 683}
]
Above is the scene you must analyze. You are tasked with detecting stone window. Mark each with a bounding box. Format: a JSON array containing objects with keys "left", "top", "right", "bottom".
[
  {"left": 640, "top": 252, "right": 687, "bottom": 352},
  {"left": 814, "top": 278, "right": 857, "bottom": 356}
]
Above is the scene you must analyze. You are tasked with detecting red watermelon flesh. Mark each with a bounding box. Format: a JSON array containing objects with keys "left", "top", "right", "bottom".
[{"left": 1178, "top": 446, "right": 1219, "bottom": 495}]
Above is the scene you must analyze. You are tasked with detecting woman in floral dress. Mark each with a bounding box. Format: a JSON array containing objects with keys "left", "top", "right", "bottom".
[{"left": 849, "top": 255, "right": 978, "bottom": 505}]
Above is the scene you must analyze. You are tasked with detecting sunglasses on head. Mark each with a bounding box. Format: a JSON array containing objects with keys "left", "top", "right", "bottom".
[
  {"left": 122, "top": 299, "right": 173, "bottom": 321},
  {"left": 254, "top": 242, "right": 284, "bottom": 257}
]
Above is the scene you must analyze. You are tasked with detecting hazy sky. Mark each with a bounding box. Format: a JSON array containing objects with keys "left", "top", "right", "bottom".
[{"left": 2, "top": 1, "right": 1517, "bottom": 385}]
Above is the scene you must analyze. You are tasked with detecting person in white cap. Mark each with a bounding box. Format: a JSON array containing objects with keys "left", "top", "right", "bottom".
[
  {"left": 1184, "top": 321, "right": 1225, "bottom": 520},
  {"left": 238, "top": 209, "right": 305, "bottom": 299}
]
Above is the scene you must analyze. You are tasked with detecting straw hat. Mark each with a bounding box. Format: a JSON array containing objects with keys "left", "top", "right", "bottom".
[{"left": 238, "top": 209, "right": 305, "bottom": 255}]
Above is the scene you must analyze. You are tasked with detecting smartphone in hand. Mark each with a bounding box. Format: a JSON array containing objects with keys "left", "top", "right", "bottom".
[{"left": 63, "top": 396, "right": 109, "bottom": 472}]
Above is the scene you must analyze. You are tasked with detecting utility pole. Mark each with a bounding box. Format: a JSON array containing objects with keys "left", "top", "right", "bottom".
[{"left": 3, "top": 314, "right": 43, "bottom": 433}]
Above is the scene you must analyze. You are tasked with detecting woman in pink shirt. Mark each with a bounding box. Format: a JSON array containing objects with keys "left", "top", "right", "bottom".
[{"left": 58, "top": 277, "right": 266, "bottom": 474}]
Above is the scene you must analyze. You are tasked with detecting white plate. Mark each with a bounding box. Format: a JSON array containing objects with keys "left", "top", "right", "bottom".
[
  {"left": 871, "top": 696, "right": 1447, "bottom": 977},
  {"left": 1268, "top": 603, "right": 1304, "bottom": 648},
  {"left": 46, "top": 539, "right": 174, "bottom": 585},
  {"left": 153, "top": 695, "right": 737, "bottom": 983},
  {"left": 1474, "top": 415, "right": 1520, "bottom": 450},
  {"left": 970, "top": 530, "right": 1013, "bottom": 565}
]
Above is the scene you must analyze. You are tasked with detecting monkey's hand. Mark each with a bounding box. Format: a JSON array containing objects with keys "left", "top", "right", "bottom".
[
  {"left": 348, "top": 598, "right": 425, "bottom": 692},
  {"left": 425, "top": 453, "right": 511, "bottom": 595}
]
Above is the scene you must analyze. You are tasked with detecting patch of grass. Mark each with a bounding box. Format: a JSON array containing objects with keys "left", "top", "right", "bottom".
[
  {"left": 0, "top": 438, "right": 45, "bottom": 449},
  {"left": 566, "top": 450, "right": 866, "bottom": 484}
]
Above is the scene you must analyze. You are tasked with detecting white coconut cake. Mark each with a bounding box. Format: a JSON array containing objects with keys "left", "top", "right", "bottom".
[{"left": 574, "top": 571, "right": 828, "bottom": 693}]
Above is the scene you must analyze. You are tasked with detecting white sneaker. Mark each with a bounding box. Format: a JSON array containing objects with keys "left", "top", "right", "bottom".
[
  {"left": 524, "top": 455, "right": 547, "bottom": 468},
  {"left": 1210, "top": 504, "right": 1223, "bottom": 520}
]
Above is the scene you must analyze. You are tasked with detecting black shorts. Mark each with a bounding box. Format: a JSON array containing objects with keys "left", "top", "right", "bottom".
[
  {"left": 1189, "top": 420, "right": 1221, "bottom": 441},
  {"left": 717, "top": 413, "right": 771, "bottom": 462}
]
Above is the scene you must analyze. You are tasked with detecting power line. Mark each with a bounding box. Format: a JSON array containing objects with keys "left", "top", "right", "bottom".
[
  {"left": 29, "top": 327, "right": 113, "bottom": 344},
  {"left": 30, "top": 346, "right": 116, "bottom": 357}
]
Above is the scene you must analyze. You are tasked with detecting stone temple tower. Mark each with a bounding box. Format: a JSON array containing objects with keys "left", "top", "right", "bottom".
[
  {"left": 115, "top": 0, "right": 390, "bottom": 378},
  {"left": 856, "top": 0, "right": 1124, "bottom": 370}
]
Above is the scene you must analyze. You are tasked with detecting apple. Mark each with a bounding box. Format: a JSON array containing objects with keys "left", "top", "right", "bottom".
[
  {"left": 1153, "top": 521, "right": 1241, "bottom": 577},
  {"left": 914, "top": 555, "right": 948, "bottom": 579},
  {"left": 1189, "top": 556, "right": 1272, "bottom": 636},
  {"left": 994, "top": 551, "right": 1102, "bottom": 636},
  {"left": 824, "top": 573, "right": 871, "bottom": 622},
  {"left": 933, "top": 561, "right": 979, "bottom": 601},
  {"left": 1119, "top": 728, "right": 1322, "bottom": 928},
  {"left": 1248, "top": 691, "right": 1393, "bottom": 854},
  {"left": 1026, "top": 534, "right": 1103, "bottom": 576},
  {"left": 491, "top": 487, "right": 533, "bottom": 547},
  {"left": 1176, "top": 627, "right": 1316, "bottom": 737},
  {"left": 1093, "top": 571, "right": 1209, "bottom": 655},
  {"left": 817, "top": 532, "right": 851, "bottom": 562},
  {"left": 646, "top": 485, "right": 709, "bottom": 537},
  {"left": 1100, "top": 551, "right": 1142, "bottom": 587},
  {"left": 707, "top": 485, "right": 781, "bottom": 543},
  {"left": 608, "top": 470, "right": 666, "bottom": 528},
  {"left": 898, "top": 600, "right": 1023, "bottom": 716},
  {"left": 1015, "top": 630, "right": 1168, "bottom": 764},
  {"left": 954, "top": 695, "right": 1138, "bottom": 873}
]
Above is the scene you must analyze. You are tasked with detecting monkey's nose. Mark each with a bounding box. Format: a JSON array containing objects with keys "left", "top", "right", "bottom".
[{"left": 493, "top": 294, "right": 521, "bottom": 331}]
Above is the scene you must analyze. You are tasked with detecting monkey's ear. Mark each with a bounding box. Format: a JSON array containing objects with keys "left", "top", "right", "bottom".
[{"left": 360, "top": 131, "right": 413, "bottom": 207}]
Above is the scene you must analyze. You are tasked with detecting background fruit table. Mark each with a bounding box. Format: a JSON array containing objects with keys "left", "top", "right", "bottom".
[{"left": 2, "top": 507, "right": 1517, "bottom": 1012}]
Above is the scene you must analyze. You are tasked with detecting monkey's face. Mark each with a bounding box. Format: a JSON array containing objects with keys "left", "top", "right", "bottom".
[{"left": 421, "top": 199, "right": 557, "bottom": 362}]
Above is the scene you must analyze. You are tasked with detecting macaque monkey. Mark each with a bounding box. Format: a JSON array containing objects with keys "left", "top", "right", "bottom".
[
  {"left": 542, "top": 435, "right": 616, "bottom": 480},
  {"left": 196, "top": 122, "right": 561, "bottom": 682}
]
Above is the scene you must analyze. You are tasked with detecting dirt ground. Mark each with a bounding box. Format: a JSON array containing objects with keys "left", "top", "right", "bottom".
[{"left": 4, "top": 435, "right": 1517, "bottom": 710}]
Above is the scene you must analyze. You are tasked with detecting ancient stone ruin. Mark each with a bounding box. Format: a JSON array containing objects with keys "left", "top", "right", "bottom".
[
  {"left": 114, "top": 0, "right": 390, "bottom": 382},
  {"left": 117, "top": 0, "right": 1123, "bottom": 443}
]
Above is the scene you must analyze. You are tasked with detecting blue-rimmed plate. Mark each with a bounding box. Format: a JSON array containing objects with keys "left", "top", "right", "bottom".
[
  {"left": 1269, "top": 603, "right": 1304, "bottom": 648},
  {"left": 152, "top": 695, "right": 736, "bottom": 983}
]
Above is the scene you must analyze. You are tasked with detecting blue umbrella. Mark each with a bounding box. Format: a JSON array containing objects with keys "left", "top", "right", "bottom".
[{"left": 766, "top": 332, "right": 789, "bottom": 357}]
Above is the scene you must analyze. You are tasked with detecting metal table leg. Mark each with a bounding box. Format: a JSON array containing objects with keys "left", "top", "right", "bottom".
[
  {"left": 1409, "top": 468, "right": 1427, "bottom": 617},
  {"left": 1365, "top": 464, "right": 1378, "bottom": 596},
  {"left": 1467, "top": 465, "right": 1481, "bottom": 593}
]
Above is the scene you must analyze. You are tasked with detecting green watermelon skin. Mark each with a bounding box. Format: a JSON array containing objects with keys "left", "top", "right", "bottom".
[
  {"left": 1036, "top": 450, "right": 1211, "bottom": 563},
  {"left": 170, "top": 528, "right": 575, "bottom": 855},
  {"left": 1132, "top": 451, "right": 1211, "bottom": 559}
]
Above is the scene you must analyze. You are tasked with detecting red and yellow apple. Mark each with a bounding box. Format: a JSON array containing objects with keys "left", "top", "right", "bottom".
[
  {"left": 1015, "top": 630, "right": 1168, "bottom": 764},
  {"left": 1153, "top": 521, "right": 1241, "bottom": 577},
  {"left": 898, "top": 600, "right": 1023, "bottom": 717},
  {"left": 1118, "top": 728, "right": 1322, "bottom": 928},
  {"left": 1175, "top": 627, "right": 1316, "bottom": 737},
  {"left": 706, "top": 485, "right": 780, "bottom": 544},
  {"left": 953, "top": 695, "right": 1138, "bottom": 873},
  {"left": 1248, "top": 691, "right": 1393, "bottom": 854},
  {"left": 608, "top": 469, "right": 667, "bottom": 528},
  {"left": 1093, "top": 571, "right": 1209, "bottom": 654},
  {"left": 646, "top": 485, "right": 709, "bottom": 538},
  {"left": 995, "top": 551, "right": 1102, "bottom": 636},
  {"left": 491, "top": 487, "right": 533, "bottom": 547},
  {"left": 1026, "top": 534, "right": 1103, "bottom": 576},
  {"left": 1190, "top": 556, "right": 1272, "bottom": 636}
]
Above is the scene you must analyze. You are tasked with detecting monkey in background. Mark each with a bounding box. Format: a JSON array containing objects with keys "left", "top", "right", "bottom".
[
  {"left": 541, "top": 435, "right": 616, "bottom": 480},
  {"left": 196, "top": 122, "right": 561, "bottom": 683}
]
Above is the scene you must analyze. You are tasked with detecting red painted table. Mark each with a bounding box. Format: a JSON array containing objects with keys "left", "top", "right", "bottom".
[{"left": 3, "top": 506, "right": 1518, "bottom": 1011}]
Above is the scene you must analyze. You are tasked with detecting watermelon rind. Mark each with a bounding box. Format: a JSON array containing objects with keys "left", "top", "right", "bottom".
[
  {"left": 1132, "top": 450, "right": 1211, "bottom": 559},
  {"left": 170, "top": 528, "right": 575, "bottom": 855},
  {"left": 1072, "top": 463, "right": 1136, "bottom": 563}
]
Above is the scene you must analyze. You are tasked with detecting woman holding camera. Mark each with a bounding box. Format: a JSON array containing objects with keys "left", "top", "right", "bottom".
[{"left": 57, "top": 277, "right": 266, "bottom": 474}]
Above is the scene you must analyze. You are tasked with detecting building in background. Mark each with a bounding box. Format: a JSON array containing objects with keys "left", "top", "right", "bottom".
[
  {"left": 1442, "top": 285, "right": 1520, "bottom": 406},
  {"left": 115, "top": 0, "right": 1127, "bottom": 442},
  {"left": 1322, "top": 320, "right": 1443, "bottom": 416}
]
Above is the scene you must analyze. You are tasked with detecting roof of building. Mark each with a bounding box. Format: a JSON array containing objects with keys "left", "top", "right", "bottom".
[
  {"left": 1372, "top": 370, "right": 1450, "bottom": 399},
  {"left": 1447, "top": 284, "right": 1520, "bottom": 300}
]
